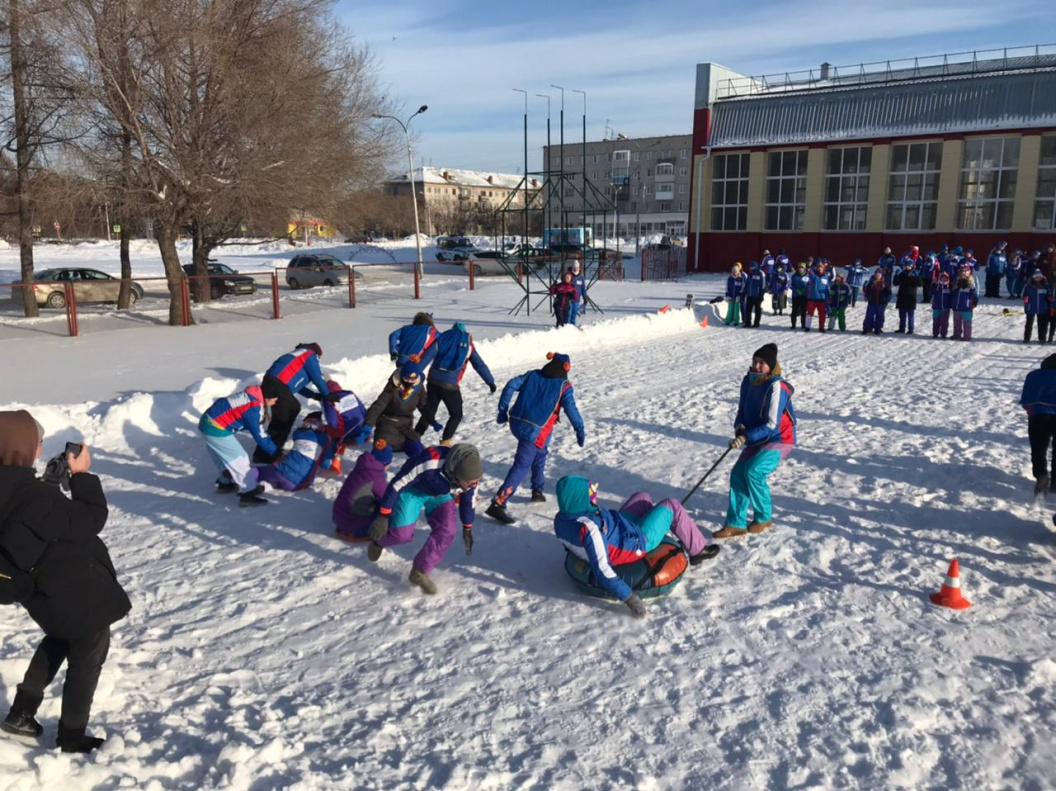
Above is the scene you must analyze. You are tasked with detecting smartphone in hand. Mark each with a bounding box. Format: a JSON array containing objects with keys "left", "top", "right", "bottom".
[{"left": 65, "top": 442, "right": 83, "bottom": 458}]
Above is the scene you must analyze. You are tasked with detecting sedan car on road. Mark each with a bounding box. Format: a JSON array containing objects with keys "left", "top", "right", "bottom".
[
  {"left": 33, "top": 267, "right": 144, "bottom": 309},
  {"left": 182, "top": 262, "right": 257, "bottom": 299},
  {"left": 285, "top": 254, "right": 351, "bottom": 289}
]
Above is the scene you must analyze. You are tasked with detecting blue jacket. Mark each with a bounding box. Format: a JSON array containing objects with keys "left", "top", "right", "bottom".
[
  {"left": 735, "top": 372, "right": 797, "bottom": 447},
  {"left": 200, "top": 387, "right": 278, "bottom": 458},
  {"left": 725, "top": 273, "right": 746, "bottom": 300},
  {"left": 1021, "top": 364, "right": 1056, "bottom": 418},
  {"left": 1024, "top": 282, "right": 1053, "bottom": 316},
  {"left": 322, "top": 388, "right": 366, "bottom": 444},
  {"left": 878, "top": 253, "right": 897, "bottom": 273},
  {"left": 500, "top": 370, "right": 584, "bottom": 448},
  {"left": 378, "top": 446, "right": 477, "bottom": 528},
  {"left": 266, "top": 349, "right": 328, "bottom": 396},
  {"left": 428, "top": 326, "right": 495, "bottom": 390},
  {"left": 845, "top": 264, "right": 867, "bottom": 288},
  {"left": 388, "top": 324, "right": 439, "bottom": 367},
  {"left": 746, "top": 269, "right": 767, "bottom": 298},
  {"left": 569, "top": 271, "right": 588, "bottom": 302},
  {"left": 931, "top": 283, "right": 952, "bottom": 312},
  {"left": 951, "top": 285, "right": 978, "bottom": 312},
  {"left": 829, "top": 283, "right": 852, "bottom": 310},
  {"left": 987, "top": 250, "right": 1007, "bottom": 276},
  {"left": 776, "top": 254, "right": 791, "bottom": 272},
  {"left": 807, "top": 272, "right": 831, "bottom": 302},
  {"left": 272, "top": 426, "right": 335, "bottom": 489},
  {"left": 790, "top": 273, "right": 811, "bottom": 298},
  {"left": 761, "top": 255, "right": 775, "bottom": 276},
  {"left": 769, "top": 270, "right": 789, "bottom": 295},
  {"left": 554, "top": 508, "right": 649, "bottom": 601}
]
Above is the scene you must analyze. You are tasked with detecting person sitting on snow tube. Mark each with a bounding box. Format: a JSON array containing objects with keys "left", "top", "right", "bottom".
[
  {"left": 256, "top": 413, "right": 338, "bottom": 492},
  {"left": 552, "top": 475, "right": 720, "bottom": 619},
  {"left": 333, "top": 441, "right": 393, "bottom": 541}
]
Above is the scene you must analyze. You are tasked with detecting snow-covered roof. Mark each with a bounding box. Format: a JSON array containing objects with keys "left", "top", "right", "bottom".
[{"left": 388, "top": 167, "right": 529, "bottom": 190}]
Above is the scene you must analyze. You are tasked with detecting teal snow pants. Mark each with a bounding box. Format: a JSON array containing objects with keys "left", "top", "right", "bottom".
[{"left": 724, "top": 447, "right": 782, "bottom": 528}]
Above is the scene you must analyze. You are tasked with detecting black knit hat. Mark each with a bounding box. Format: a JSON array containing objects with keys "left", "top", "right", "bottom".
[{"left": 753, "top": 343, "right": 778, "bottom": 370}]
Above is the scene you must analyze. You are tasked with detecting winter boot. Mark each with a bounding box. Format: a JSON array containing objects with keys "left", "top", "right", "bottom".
[
  {"left": 689, "top": 545, "right": 721, "bottom": 565},
  {"left": 712, "top": 525, "right": 747, "bottom": 539},
  {"left": 530, "top": 489, "right": 547, "bottom": 503},
  {"left": 367, "top": 542, "right": 384, "bottom": 562},
  {"left": 1, "top": 690, "right": 43, "bottom": 744},
  {"left": 747, "top": 519, "right": 773, "bottom": 534},
  {"left": 56, "top": 722, "right": 104, "bottom": 754},
  {"left": 251, "top": 449, "right": 274, "bottom": 465},
  {"left": 238, "top": 485, "right": 268, "bottom": 507},
  {"left": 1034, "top": 475, "right": 1050, "bottom": 498},
  {"left": 486, "top": 501, "right": 516, "bottom": 525},
  {"left": 408, "top": 567, "right": 438, "bottom": 595},
  {"left": 216, "top": 481, "right": 238, "bottom": 494}
]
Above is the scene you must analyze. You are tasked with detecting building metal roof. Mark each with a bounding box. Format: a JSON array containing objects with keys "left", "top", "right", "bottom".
[
  {"left": 389, "top": 167, "right": 528, "bottom": 190},
  {"left": 709, "top": 68, "right": 1056, "bottom": 149}
]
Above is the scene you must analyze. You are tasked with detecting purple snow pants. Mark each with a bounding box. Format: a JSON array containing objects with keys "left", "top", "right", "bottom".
[
  {"left": 863, "top": 304, "right": 885, "bottom": 332},
  {"left": 932, "top": 309, "right": 950, "bottom": 337},
  {"left": 618, "top": 492, "right": 709, "bottom": 557},
  {"left": 952, "top": 311, "right": 973, "bottom": 341},
  {"left": 257, "top": 466, "right": 300, "bottom": 491},
  {"left": 376, "top": 491, "right": 457, "bottom": 575}
]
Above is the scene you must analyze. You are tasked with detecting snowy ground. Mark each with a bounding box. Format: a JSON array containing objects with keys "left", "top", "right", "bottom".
[{"left": 1, "top": 241, "right": 1055, "bottom": 790}]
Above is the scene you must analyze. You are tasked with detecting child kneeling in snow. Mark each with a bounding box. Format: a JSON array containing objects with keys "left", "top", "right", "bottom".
[
  {"left": 552, "top": 476, "right": 719, "bottom": 619},
  {"left": 332, "top": 441, "right": 393, "bottom": 541},
  {"left": 257, "top": 413, "right": 338, "bottom": 492}
]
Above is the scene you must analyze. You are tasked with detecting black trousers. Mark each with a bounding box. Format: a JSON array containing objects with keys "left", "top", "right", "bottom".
[
  {"left": 772, "top": 292, "right": 787, "bottom": 313},
  {"left": 414, "top": 385, "right": 464, "bottom": 442},
  {"left": 1028, "top": 414, "right": 1056, "bottom": 480},
  {"left": 744, "top": 296, "right": 763, "bottom": 327},
  {"left": 18, "top": 628, "right": 110, "bottom": 730},
  {"left": 921, "top": 280, "right": 932, "bottom": 303},
  {"left": 791, "top": 296, "right": 807, "bottom": 327},
  {"left": 259, "top": 374, "right": 300, "bottom": 461},
  {"left": 985, "top": 273, "right": 1002, "bottom": 298},
  {"left": 1025, "top": 314, "right": 1051, "bottom": 343}
]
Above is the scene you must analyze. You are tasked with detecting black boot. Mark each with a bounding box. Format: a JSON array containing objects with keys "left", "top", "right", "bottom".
[
  {"left": 486, "top": 501, "right": 516, "bottom": 524},
  {"left": 530, "top": 489, "right": 547, "bottom": 503},
  {"left": 1, "top": 690, "right": 43, "bottom": 743},
  {"left": 56, "top": 722, "right": 104, "bottom": 754},
  {"left": 239, "top": 485, "right": 268, "bottom": 507},
  {"left": 689, "top": 545, "right": 721, "bottom": 565}
]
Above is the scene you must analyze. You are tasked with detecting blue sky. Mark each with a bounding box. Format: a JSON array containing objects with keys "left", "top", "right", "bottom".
[{"left": 336, "top": 0, "right": 1055, "bottom": 176}]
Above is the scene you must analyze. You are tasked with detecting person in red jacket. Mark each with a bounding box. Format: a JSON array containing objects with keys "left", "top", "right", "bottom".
[{"left": 549, "top": 271, "right": 579, "bottom": 328}]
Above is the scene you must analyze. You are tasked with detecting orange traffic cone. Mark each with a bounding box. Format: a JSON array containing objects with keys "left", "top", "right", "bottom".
[
  {"left": 700, "top": 317, "right": 709, "bottom": 328},
  {"left": 929, "top": 559, "right": 971, "bottom": 610},
  {"left": 329, "top": 455, "right": 342, "bottom": 475},
  {"left": 658, "top": 304, "right": 671, "bottom": 314}
]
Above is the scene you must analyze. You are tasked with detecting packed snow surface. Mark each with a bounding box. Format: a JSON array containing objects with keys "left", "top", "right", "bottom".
[{"left": 1, "top": 241, "right": 1055, "bottom": 789}]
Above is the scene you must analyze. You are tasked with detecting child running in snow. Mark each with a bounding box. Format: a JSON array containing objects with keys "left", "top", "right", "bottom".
[{"left": 552, "top": 476, "right": 719, "bottom": 619}]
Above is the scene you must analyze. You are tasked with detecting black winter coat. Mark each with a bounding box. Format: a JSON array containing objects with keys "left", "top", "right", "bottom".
[
  {"left": 895, "top": 271, "right": 922, "bottom": 310},
  {"left": 365, "top": 374, "right": 426, "bottom": 452},
  {"left": 0, "top": 466, "right": 131, "bottom": 639}
]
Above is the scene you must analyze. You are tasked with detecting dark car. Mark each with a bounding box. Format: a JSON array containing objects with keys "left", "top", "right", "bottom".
[
  {"left": 182, "top": 262, "right": 257, "bottom": 299},
  {"left": 545, "top": 243, "right": 586, "bottom": 259}
]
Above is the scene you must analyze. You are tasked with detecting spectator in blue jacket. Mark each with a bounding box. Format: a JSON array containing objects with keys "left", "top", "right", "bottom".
[
  {"left": 257, "top": 413, "right": 337, "bottom": 492},
  {"left": 769, "top": 266, "right": 790, "bottom": 315},
  {"left": 845, "top": 259, "right": 867, "bottom": 307},
  {"left": 931, "top": 271, "right": 953, "bottom": 338},
  {"left": 714, "top": 344, "right": 796, "bottom": 539},
  {"left": 744, "top": 261, "right": 767, "bottom": 328},
  {"left": 805, "top": 263, "right": 832, "bottom": 332},
  {"left": 1006, "top": 250, "right": 1023, "bottom": 298},
  {"left": 486, "top": 353, "right": 585, "bottom": 525},
  {"left": 760, "top": 250, "right": 775, "bottom": 277},
  {"left": 951, "top": 270, "right": 978, "bottom": 341},
  {"left": 862, "top": 269, "right": 891, "bottom": 335},
  {"left": 1023, "top": 271, "right": 1054, "bottom": 344},
  {"left": 367, "top": 443, "right": 483, "bottom": 595},
  {"left": 877, "top": 247, "right": 897, "bottom": 280},
  {"left": 552, "top": 476, "right": 718, "bottom": 618},
  {"left": 414, "top": 322, "right": 496, "bottom": 445},
  {"left": 790, "top": 263, "right": 810, "bottom": 329},
  {"left": 388, "top": 312, "right": 439, "bottom": 367},
  {"left": 776, "top": 249, "right": 791, "bottom": 273},
  {"left": 725, "top": 263, "right": 746, "bottom": 326},
  {"left": 568, "top": 261, "right": 588, "bottom": 325},
  {"left": 1020, "top": 353, "right": 1056, "bottom": 496},
  {"left": 985, "top": 242, "right": 1008, "bottom": 298},
  {"left": 257, "top": 342, "right": 333, "bottom": 463},
  {"left": 199, "top": 384, "right": 280, "bottom": 506}
]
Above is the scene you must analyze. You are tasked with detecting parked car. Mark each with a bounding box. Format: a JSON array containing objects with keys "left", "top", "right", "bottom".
[
  {"left": 285, "top": 254, "right": 351, "bottom": 289},
  {"left": 435, "top": 236, "right": 479, "bottom": 262},
  {"left": 32, "top": 267, "right": 144, "bottom": 309},
  {"left": 545, "top": 243, "right": 586, "bottom": 259},
  {"left": 182, "top": 262, "right": 257, "bottom": 300},
  {"left": 461, "top": 251, "right": 509, "bottom": 276}
]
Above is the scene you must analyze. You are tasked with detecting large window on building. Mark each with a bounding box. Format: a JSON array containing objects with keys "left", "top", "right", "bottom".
[
  {"left": 886, "top": 142, "right": 942, "bottom": 230},
  {"left": 957, "top": 137, "right": 1020, "bottom": 230},
  {"left": 823, "top": 147, "right": 871, "bottom": 230},
  {"left": 710, "top": 152, "right": 749, "bottom": 231},
  {"left": 765, "top": 150, "right": 807, "bottom": 230},
  {"left": 1035, "top": 136, "right": 1056, "bottom": 230}
]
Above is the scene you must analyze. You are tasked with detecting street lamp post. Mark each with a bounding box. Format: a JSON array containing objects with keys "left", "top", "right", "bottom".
[{"left": 373, "top": 105, "right": 428, "bottom": 277}]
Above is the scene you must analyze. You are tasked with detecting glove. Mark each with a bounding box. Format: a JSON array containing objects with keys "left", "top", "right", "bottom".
[
  {"left": 729, "top": 435, "right": 747, "bottom": 450},
  {"left": 353, "top": 425, "right": 373, "bottom": 444},
  {"left": 488, "top": 382, "right": 497, "bottom": 395},
  {"left": 496, "top": 409, "right": 508, "bottom": 425},
  {"left": 430, "top": 421, "right": 443, "bottom": 433},
  {"left": 390, "top": 352, "right": 399, "bottom": 361},
  {"left": 323, "top": 392, "right": 343, "bottom": 403},
  {"left": 463, "top": 528, "right": 474, "bottom": 556},
  {"left": 304, "top": 391, "right": 322, "bottom": 402},
  {"left": 624, "top": 594, "right": 647, "bottom": 619},
  {"left": 575, "top": 427, "right": 585, "bottom": 448},
  {"left": 369, "top": 513, "right": 389, "bottom": 542}
]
